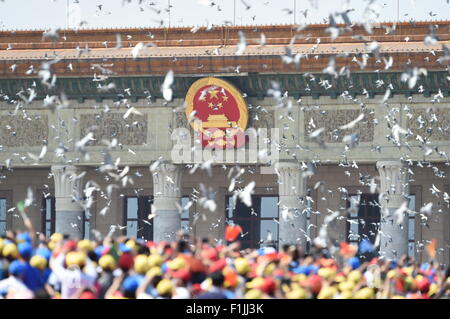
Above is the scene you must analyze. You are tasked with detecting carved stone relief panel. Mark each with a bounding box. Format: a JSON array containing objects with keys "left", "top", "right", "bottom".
[
  {"left": 303, "top": 109, "right": 375, "bottom": 143},
  {"left": 80, "top": 113, "right": 148, "bottom": 146},
  {"left": 407, "top": 108, "right": 450, "bottom": 141},
  {"left": 0, "top": 115, "right": 48, "bottom": 147}
]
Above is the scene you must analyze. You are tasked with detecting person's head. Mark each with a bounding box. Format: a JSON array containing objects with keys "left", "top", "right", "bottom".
[
  {"left": 3, "top": 243, "right": 19, "bottom": 262},
  {"left": 99, "top": 254, "right": 117, "bottom": 273},
  {"left": 9, "top": 260, "right": 27, "bottom": 279},
  {"left": 33, "top": 289, "right": 51, "bottom": 299},
  {"left": 156, "top": 278, "right": 173, "bottom": 298},
  {"left": 209, "top": 271, "right": 225, "bottom": 288},
  {"left": 18, "top": 242, "right": 33, "bottom": 261},
  {"left": 121, "top": 276, "right": 140, "bottom": 299}
]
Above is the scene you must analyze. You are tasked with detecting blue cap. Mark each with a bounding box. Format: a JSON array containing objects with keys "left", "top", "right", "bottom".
[
  {"left": 161, "top": 262, "right": 168, "bottom": 273},
  {"left": 17, "top": 233, "right": 32, "bottom": 244},
  {"left": 18, "top": 242, "right": 33, "bottom": 259},
  {"left": 119, "top": 243, "right": 132, "bottom": 253},
  {"left": 348, "top": 257, "right": 360, "bottom": 270},
  {"left": 122, "top": 276, "right": 140, "bottom": 292},
  {"left": 9, "top": 260, "right": 27, "bottom": 276},
  {"left": 389, "top": 260, "right": 398, "bottom": 269},
  {"left": 35, "top": 248, "right": 52, "bottom": 261},
  {"left": 359, "top": 239, "right": 374, "bottom": 254},
  {"left": 94, "top": 246, "right": 104, "bottom": 259}
]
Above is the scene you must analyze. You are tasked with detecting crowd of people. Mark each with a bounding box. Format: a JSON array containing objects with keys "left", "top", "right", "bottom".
[{"left": 0, "top": 228, "right": 449, "bottom": 299}]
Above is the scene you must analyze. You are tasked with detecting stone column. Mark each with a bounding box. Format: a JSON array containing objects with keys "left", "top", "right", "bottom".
[
  {"left": 376, "top": 161, "right": 409, "bottom": 260},
  {"left": 152, "top": 162, "right": 182, "bottom": 242},
  {"left": 275, "top": 161, "right": 308, "bottom": 248},
  {"left": 51, "top": 165, "right": 84, "bottom": 239}
]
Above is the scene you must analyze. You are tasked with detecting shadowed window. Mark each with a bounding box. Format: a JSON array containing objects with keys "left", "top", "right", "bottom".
[
  {"left": 41, "top": 197, "right": 55, "bottom": 238},
  {"left": 0, "top": 198, "right": 7, "bottom": 236},
  {"left": 123, "top": 196, "right": 153, "bottom": 240},
  {"left": 226, "top": 195, "right": 279, "bottom": 249}
]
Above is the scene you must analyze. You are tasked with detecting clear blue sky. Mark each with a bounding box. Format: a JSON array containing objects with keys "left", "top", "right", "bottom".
[{"left": 0, "top": 0, "right": 449, "bottom": 30}]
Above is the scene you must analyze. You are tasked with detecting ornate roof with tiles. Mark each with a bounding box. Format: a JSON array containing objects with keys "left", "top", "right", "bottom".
[{"left": 0, "top": 21, "right": 449, "bottom": 100}]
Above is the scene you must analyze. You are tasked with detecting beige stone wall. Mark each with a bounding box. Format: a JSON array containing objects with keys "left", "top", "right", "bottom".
[
  {"left": 0, "top": 94, "right": 449, "bottom": 264},
  {"left": 1, "top": 94, "right": 449, "bottom": 166}
]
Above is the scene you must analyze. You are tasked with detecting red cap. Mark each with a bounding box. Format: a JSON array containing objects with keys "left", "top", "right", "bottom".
[
  {"left": 261, "top": 277, "right": 277, "bottom": 294},
  {"left": 189, "top": 258, "right": 207, "bottom": 273},
  {"left": 79, "top": 291, "right": 97, "bottom": 299},
  {"left": 305, "top": 275, "right": 322, "bottom": 294},
  {"left": 202, "top": 248, "right": 219, "bottom": 262},
  {"left": 119, "top": 252, "right": 134, "bottom": 271},
  {"left": 416, "top": 277, "right": 430, "bottom": 294},
  {"left": 171, "top": 268, "right": 191, "bottom": 281},
  {"left": 63, "top": 240, "right": 77, "bottom": 252},
  {"left": 209, "top": 259, "right": 227, "bottom": 273}
]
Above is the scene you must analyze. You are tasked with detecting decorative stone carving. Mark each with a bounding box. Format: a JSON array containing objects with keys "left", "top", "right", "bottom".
[
  {"left": 174, "top": 112, "right": 189, "bottom": 129},
  {"left": 275, "top": 161, "right": 309, "bottom": 246},
  {"left": 275, "top": 161, "right": 307, "bottom": 198},
  {"left": 376, "top": 161, "right": 409, "bottom": 208},
  {"left": 0, "top": 115, "right": 48, "bottom": 147},
  {"left": 408, "top": 108, "right": 450, "bottom": 141},
  {"left": 303, "top": 109, "right": 374, "bottom": 143},
  {"left": 376, "top": 160, "right": 409, "bottom": 260},
  {"left": 51, "top": 165, "right": 84, "bottom": 212},
  {"left": 151, "top": 162, "right": 183, "bottom": 242},
  {"left": 152, "top": 163, "right": 182, "bottom": 198},
  {"left": 79, "top": 113, "right": 147, "bottom": 146},
  {"left": 248, "top": 110, "right": 274, "bottom": 131}
]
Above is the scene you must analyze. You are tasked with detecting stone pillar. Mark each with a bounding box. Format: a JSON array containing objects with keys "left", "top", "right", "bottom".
[
  {"left": 152, "top": 162, "right": 182, "bottom": 242},
  {"left": 376, "top": 161, "right": 409, "bottom": 260},
  {"left": 275, "top": 161, "right": 308, "bottom": 248},
  {"left": 51, "top": 165, "right": 84, "bottom": 239}
]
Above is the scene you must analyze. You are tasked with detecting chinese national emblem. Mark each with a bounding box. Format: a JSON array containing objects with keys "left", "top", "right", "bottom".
[{"left": 185, "top": 77, "right": 248, "bottom": 149}]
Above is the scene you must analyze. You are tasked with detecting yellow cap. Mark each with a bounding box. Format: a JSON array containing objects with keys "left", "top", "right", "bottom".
[
  {"left": 348, "top": 270, "right": 362, "bottom": 283},
  {"left": 77, "top": 239, "right": 93, "bottom": 252},
  {"left": 387, "top": 269, "right": 397, "bottom": 279},
  {"left": 246, "top": 277, "right": 265, "bottom": 289},
  {"left": 245, "top": 289, "right": 263, "bottom": 299},
  {"left": 48, "top": 241, "right": 56, "bottom": 251},
  {"left": 234, "top": 258, "right": 251, "bottom": 275},
  {"left": 318, "top": 267, "right": 336, "bottom": 281},
  {"left": 341, "top": 290, "right": 353, "bottom": 299},
  {"left": 339, "top": 280, "right": 355, "bottom": 292},
  {"left": 286, "top": 288, "right": 307, "bottom": 299},
  {"left": 293, "top": 274, "right": 307, "bottom": 283},
  {"left": 403, "top": 266, "right": 414, "bottom": 276},
  {"left": 30, "top": 255, "right": 47, "bottom": 271},
  {"left": 0, "top": 238, "right": 4, "bottom": 256},
  {"left": 317, "top": 286, "right": 338, "bottom": 299},
  {"left": 428, "top": 283, "right": 439, "bottom": 296},
  {"left": 99, "top": 255, "right": 117, "bottom": 271},
  {"left": 146, "top": 266, "right": 162, "bottom": 278},
  {"left": 156, "top": 279, "right": 173, "bottom": 296},
  {"left": 125, "top": 240, "right": 136, "bottom": 251},
  {"left": 335, "top": 273, "right": 346, "bottom": 283},
  {"left": 263, "top": 263, "right": 276, "bottom": 276},
  {"left": 66, "top": 251, "right": 87, "bottom": 267},
  {"left": 353, "top": 287, "right": 375, "bottom": 299},
  {"left": 148, "top": 254, "right": 163, "bottom": 268},
  {"left": 3, "top": 243, "right": 19, "bottom": 259},
  {"left": 168, "top": 257, "right": 186, "bottom": 271},
  {"left": 50, "top": 233, "right": 63, "bottom": 242},
  {"left": 134, "top": 255, "right": 150, "bottom": 274}
]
